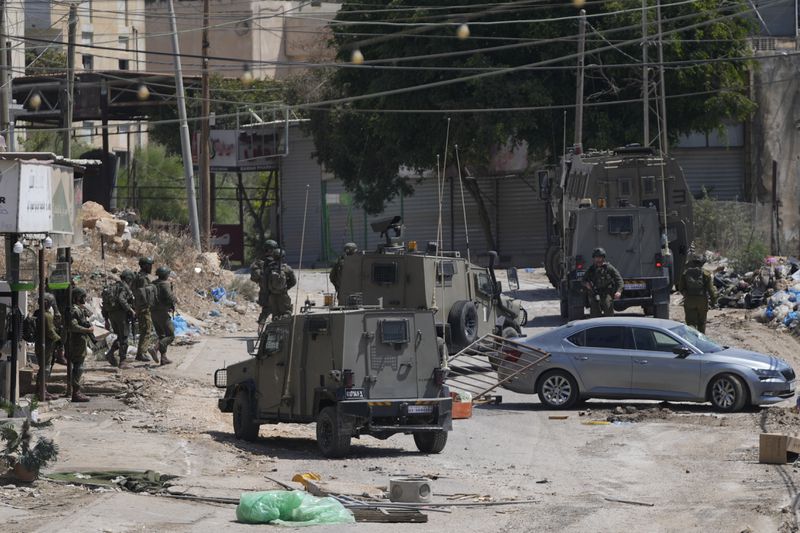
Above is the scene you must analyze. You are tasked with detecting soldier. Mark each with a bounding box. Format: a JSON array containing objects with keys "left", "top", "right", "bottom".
[
  {"left": 267, "top": 248, "right": 296, "bottom": 320},
  {"left": 34, "top": 294, "right": 60, "bottom": 400},
  {"left": 131, "top": 256, "right": 158, "bottom": 363},
  {"left": 677, "top": 253, "right": 717, "bottom": 333},
  {"left": 251, "top": 240, "right": 278, "bottom": 324},
  {"left": 151, "top": 266, "right": 176, "bottom": 366},
  {"left": 583, "top": 247, "right": 624, "bottom": 318},
  {"left": 102, "top": 270, "right": 136, "bottom": 369},
  {"left": 330, "top": 242, "right": 357, "bottom": 298},
  {"left": 69, "top": 288, "right": 94, "bottom": 402}
]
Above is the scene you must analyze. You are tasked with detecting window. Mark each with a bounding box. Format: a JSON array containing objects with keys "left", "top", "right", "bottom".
[
  {"left": 584, "top": 326, "right": 630, "bottom": 349},
  {"left": 642, "top": 176, "right": 656, "bottom": 195},
  {"left": 633, "top": 328, "right": 682, "bottom": 352},
  {"left": 118, "top": 59, "right": 129, "bottom": 70},
  {"left": 567, "top": 330, "right": 585, "bottom": 346},
  {"left": 607, "top": 215, "right": 633, "bottom": 235},
  {"left": 306, "top": 317, "right": 329, "bottom": 335},
  {"left": 82, "top": 54, "right": 93, "bottom": 71},
  {"left": 476, "top": 272, "right": 495, "bottom": 296},
  {"left": 619, "top": 178, "right": 632, "bottom": 197},
  {"left": 673, "top": 189, "right": 686, "bottom": 204},
  {"left": 262, "top": 327, "right": 287, "bottom": 354},
  {"left": 372, "top": 263, "right": 397, "bottom": 284},
  {"left": 436, "top": 260, "right": 456, "bottom": 286},
  {"left": 380, "top": 319, "right": 409, "bottom": 344}
]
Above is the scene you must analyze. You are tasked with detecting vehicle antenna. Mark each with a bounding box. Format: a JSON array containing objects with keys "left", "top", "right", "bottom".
[
  {"left": 454, "top": 145, "right": 471, "bottom": 265},
  {"left": 282, "top": 184, "right": 310, "bottom": 403},
  {"left": 439, "top": 117, "right": 452, "bottom": 317},
  {"left": 432, "top": 154, "right": 441, "bottom": 311}
]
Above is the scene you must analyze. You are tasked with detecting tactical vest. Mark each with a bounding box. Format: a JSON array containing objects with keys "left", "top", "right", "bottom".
[{"left": 684, "top": 267, "right": 705, "bottom": 296}]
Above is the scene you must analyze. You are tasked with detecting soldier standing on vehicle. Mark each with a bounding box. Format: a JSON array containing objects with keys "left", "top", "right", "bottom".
[
  {"left": 69, "top": 288, "right": 94, "bottom": 402},
  {"left": 151, "top": 266, "right": 176, "bottom": 366},
  {"left": 677, "top": 253, "right": 717, "bottom": 333},
  {"left": 267, "top": 248, "right": 296, "bottom": 320},
  {"left": 102, "top": 270, "right": 136, "bottom": 369},
  {"left": 583, "top": 247, "right": 624, "bottom": 317},
  {"left": 330, "top": 242, "right": 357, "bottom": 299},
  {"left": 251, "top": 240, "right": 278, "bottom": 325},
  {"left": 132, "top": 257, "right": 158, "bottom": 363}
]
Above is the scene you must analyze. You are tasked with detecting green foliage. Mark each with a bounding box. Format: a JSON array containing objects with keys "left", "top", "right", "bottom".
[
  {"left": 118, "top": 144, "right": 188, "bottom": 224},
  {"left": 297, "top": 0, "right": 756, "bottom": 214},
  {"left": 1, "top": 418, "right": 59, "bottom": 473},
  {"left": 25, "top": 47, "right": 66, "bottom": 76},
  {"left": 226, "top": 275, "right": 259, "bottom": 302},
  {"left": 21, "top": 131, "right": 91, "bottom": 158}
]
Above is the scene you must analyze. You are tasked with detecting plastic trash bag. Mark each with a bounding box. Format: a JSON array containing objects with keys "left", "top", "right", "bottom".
[
  {"left": 236, "top": 490, "right": 355, "bottom": 526},
  {"left": 210, "top": 287, "right": 226, "bottom": 302},
  {"left": 172, "top": 315, "right": 201, "bottom": 337}
]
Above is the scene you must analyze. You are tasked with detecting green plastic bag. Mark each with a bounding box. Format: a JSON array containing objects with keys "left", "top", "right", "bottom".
[{"left": 236, "top": 490, "right": 355, "bottom": 526}]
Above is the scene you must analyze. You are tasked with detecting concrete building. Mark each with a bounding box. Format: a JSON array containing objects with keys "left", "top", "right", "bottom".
[{"left": 144, "top": 0, "right": 340, "bottom": 79}]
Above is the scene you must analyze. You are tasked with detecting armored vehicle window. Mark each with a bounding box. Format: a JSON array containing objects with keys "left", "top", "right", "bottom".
[
  {"left": 307, "top": 317, "right": 329, "bottom": 335},
  {"left": 673, "top": 189, "right": 686, "bottom": 204},
  {"left": 372, "top": 263, "right": 398, "bottom": 285},
  {"left": 262, "top": 327, "right": 287, "bottom": 354},
  {"left": 619, "top": 178, "right": 632, "bottom": 197},
  {"left": 607, "top": 215, "right": 633, "bottom": 235},
  {"left": 641, "top": 176, "right": 656, "bottom": 195},
  {"left": 380, "top": 319, "right": 409, "bottom": 344},
  {"left": 436, "top": 260, "right": 456, "bottom": 286},
  {"left": 584, "top": 326, "right": 631, "bottom": 349},
  {"left": 476, "top": 272, "right": 494, "bottom": 296}
]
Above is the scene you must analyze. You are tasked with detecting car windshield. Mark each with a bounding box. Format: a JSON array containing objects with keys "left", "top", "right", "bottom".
[{"left": 669, "top": 325, "right": 723, "bottom": 353}]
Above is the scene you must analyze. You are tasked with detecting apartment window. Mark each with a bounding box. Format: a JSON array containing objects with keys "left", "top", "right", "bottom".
[
  {"left": 82, "top": 54, "right": 93, "bottom": 70},
  {"left": 81, "top": 121, "right": 94, "bottom": 142},
  {"left": 118, "top": 59, "right": 129, "bottom": 70}
]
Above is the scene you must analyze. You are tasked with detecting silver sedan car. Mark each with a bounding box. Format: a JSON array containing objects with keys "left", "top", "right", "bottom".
[{"left": 499, "top": 317, "right": 796, "bottom": 412}]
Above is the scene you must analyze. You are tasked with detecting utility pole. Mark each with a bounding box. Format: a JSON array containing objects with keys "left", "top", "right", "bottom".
[
  {"left": 0, "top": 0, "right": 9, "bottom": 145},
  {"left": 63, "top": 4, "right": 77, "bottom": 158},
  {"left": 656, "top": 0, "right": 668, "bottom": 157},
  {"left": 573, "top": 9, "right": 586, "bottom": 156},
  {"left": 167, "top": 0, "right": 201, "bottom": 249},
  {"left": 200, "top": 0, "right": 211, "bottom": 248},
  {"left": 642, "top": 0, "right": 649, "bottom": 147}
]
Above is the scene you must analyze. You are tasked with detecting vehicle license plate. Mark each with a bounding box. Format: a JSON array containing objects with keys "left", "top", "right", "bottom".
[
  {"left": 624, "top": 280, "right": 646, "bottom": 290},
  {"left": 407, "top": 405, "right": 434, "bottom": 414},
  {"left": 345, "top": 388, "right": 365, "bottom": 399}
]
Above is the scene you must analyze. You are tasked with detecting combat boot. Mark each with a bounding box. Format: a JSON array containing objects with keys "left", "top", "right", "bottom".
[
  {"left": 148, "top": 346, "right": 160, "bottom": 364},
  {"left": 54, "top": 348, "right": 68, "bottom": 366},
  {"left": 135, "top": 352, "right": 151, "bottom": 362},
  {"left": 71, "top": 391, "right": 90, "bottom": 402},
  {"left": 160, "top": 353, "right": 172, "bottom": 366},
  {"left": 105, "top": 349, "right": 118, "bottom": 367},
  {"left": 118, "top": 357, "right": 131, "bottom": 369}
]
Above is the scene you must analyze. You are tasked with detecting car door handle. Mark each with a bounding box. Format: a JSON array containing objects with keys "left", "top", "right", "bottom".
[
  {"left": 633, "top": 359, "right": 649, "bottom": 365},
  {"left": 573, "top": 356, "right": 589, "bottom": 361}
]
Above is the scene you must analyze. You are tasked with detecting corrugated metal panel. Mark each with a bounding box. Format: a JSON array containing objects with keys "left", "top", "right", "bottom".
[
  {"left": 495, "top": 176, "right": 547, "bottom": 267},
  {"left": 673, "top": 148, "right": 745, "bottom": 201},
  {"left": 280, "top": 133, "right": 323, "bottom": 266}
]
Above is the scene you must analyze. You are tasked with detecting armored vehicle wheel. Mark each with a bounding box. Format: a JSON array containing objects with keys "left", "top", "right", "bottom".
[
  {"left": 413, "top": 430, "right": 448, "bottom": 454},
  {"left": 654, "top": 303, "right": 669, "bottom": 319},
  {"left": 448, "top": 300, "right": 478, "bottom": 350},
  {"left": 233, "top": 390, "right": 260, "bottom": 441},
  {"left": 567, "top": 305, "right": 584, "bottom": 322},
  {"left": 518, "top": 308, "right": 529, "bottom": 327},
  {"left": 316, "top": 406, "right": 352, "bottom": 458},
  {"left": 560, "top": 296, "right": 568, "bottom": 319}
]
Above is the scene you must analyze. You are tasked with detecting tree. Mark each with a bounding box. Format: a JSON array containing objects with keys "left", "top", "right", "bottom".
[
  {"left": 295, "top": 0, "right": 755, "bottom": 248},
  {"left": 117, "top": 143, "right": 188, "bottom": 224},
  {"left": 24, "top": 48, "right": 66, "bottom": 76}
]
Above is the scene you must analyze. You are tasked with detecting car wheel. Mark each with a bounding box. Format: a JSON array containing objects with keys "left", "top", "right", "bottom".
[
  {"left": 518, "top": 308, "right": 529, "bottom": 327},
  {"left": 233, "top": 390, "right": 260, "bottom": 441},
  {"left": 316, "top": 406, "right": 351, "bottom": 457},
  {"left": 414, "top": 431, "right": 448, "bottom": 454},
  {"left": 708, "top": 374, "right": 748, "bottom": 412},
  {"left": 537, "top": 370, "right": 579, "bottom": 409}
]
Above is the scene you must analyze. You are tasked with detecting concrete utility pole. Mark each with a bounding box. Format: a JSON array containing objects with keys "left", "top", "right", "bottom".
[
  {"left": 63, "top": 4, "right": 77, "bottom": 158},
  {"left": 656, "top": 0, "right": 668, "bottom": 156},
  {"left": 573, "top": 9, "right": 586, "bottom": 156},
  {"left": 167, "top": 0, "right": 201, "bottom": 249},
  {"left": 642, "top": 0, "right": 649, "bottom": 147},
  {"left": 200, "top": 0, "right": 211, "bottom": 248},
  {"left": 0, "top": 0, "right": 8, "bottom": 143}
]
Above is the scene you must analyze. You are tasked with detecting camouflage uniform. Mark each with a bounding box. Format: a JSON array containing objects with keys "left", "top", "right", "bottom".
[
  {"left": 584, "top": 257, "right": 624, "bottom": 318},
  {"left": 34, "top": 302, "right": 60, "bottom": 391},
  {"left": 267, "top": 248, "right": 296, "bottom": 319},
  {"left": 69, "top": 289, "right": 93, "bottom": 402},
  {"left": 677, "top": 256, "right": 717, "bottom": 333},
  {"left": 102, "top": 272, "right": 135, "bottom": 367},
  {"left": 251, "top": 240, "right": 278, "bottom": 324},
  {"left": 330, "top": 243, "right": 357, "bottom": 303},
  {"left": 152, "top": 267, "right": 176, "bottom": 365},
  {"left": 132, "top": 258, "right": 156, "bottom": 362}
]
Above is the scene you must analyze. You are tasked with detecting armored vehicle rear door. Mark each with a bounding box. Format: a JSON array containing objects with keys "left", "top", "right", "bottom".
[
  {"left": 589, "top": 208, "right": 659, "bottom": 279},
  {"left": 255, "top": 323, "right": 291, "bottom": 415},
  {"left": 361, "top": 312, "right": 420, "bottom": 399}
]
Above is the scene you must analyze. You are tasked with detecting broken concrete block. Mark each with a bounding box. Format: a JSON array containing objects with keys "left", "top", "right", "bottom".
[
  {"left": 759, "top": 433, "right": 800, "bottom": 464},
  {"left": 95, "top": 218, "right": 118, "bottom": 237},
  {"left": 127, "top": 238, "right": 142, "bottom": 255},
  {"left": 115, "top": 219, "right": 128, "bottom": 236}
]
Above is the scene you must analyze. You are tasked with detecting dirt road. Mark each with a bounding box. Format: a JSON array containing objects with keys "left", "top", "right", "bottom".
[{"left": 3, "top": 270, "right": 800, "bottom": 532}]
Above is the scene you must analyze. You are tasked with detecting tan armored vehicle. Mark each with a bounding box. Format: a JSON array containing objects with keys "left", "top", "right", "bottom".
[
  {"left": 337, "top": 217, "right": 528, "bottom": 355},
  {"left": 215, "top": 306, "right": 453, "bottom": 457}
]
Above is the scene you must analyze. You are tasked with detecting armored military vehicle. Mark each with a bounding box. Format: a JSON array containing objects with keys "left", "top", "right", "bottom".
[
  {"left": 337, "top": 217, "right": 527, "bottom": 355},
  {"left": 215, "top": 306, "right": 452, "bottom": 457},
  {"left": 560, "top": 206, "right": 671, "bottom": 320}
]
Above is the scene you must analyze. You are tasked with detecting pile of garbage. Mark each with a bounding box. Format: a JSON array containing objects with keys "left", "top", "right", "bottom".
[{"left": 711, "top": 255, "right": 800, "bottom": 310}]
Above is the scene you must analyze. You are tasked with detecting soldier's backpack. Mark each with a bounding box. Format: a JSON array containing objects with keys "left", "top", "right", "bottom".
[
  {"left": 101, "top": 284, "right": 119, "bottom": 312},
  {"left": 133, "top": 275, "right": 157, "bottom": 309},
  {"left": 22, "top": 315, "right": 37, "bottom": 342},
  {"left": 268, "top": 267, "right": 288, "bottom": 294},
  {"left": 684, "top": 267, "right": 705, "bottom": 296}
]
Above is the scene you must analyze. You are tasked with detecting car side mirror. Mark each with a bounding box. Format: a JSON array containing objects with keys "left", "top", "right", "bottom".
[
  {"left": 506, "top": 267, "right": 520, "bottom": 292},
  {"left": 673, "top": 346, "right": 693, "bottom": 359}
]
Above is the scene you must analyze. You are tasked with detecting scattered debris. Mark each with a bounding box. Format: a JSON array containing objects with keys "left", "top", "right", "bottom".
[
  {"left": 548, "top": 415, "right": 569, "bottom": 420},
  {"left": 604, "top": 497, "right": 655, "bottom": 507}
]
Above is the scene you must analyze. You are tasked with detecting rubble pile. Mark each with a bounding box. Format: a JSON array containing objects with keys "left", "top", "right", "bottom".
[{"left": 710, "top": 254, "right": 800, "bottom": 311}]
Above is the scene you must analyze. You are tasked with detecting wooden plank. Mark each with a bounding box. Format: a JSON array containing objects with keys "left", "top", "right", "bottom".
[
  {"left": 759, "top": 433, "right": 800, "bottom": 464},
  {"left": 352, "top": 508, "right": 428, "bottom": 523}
]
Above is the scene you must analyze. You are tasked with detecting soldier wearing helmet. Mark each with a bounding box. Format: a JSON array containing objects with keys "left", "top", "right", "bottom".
[
  {"left": 151, "top": 266, "right": 176, "bottom": 365},
  {"left": 131, "top": 257, "right": 158, "bottom": 363},
  {"left": 102, "top": 270, "right": 136, "bottom": 369},
  {"left": 68, "top": 287, "right": 94, "bottom": 402},
  {"left": 677, "top": 252, "right": 717, "bottom": 333},
  {"left": 330, "top": 242, "right": 358, "bottom": 301},
  {"left": 251, "top": 240, "right": 279, "bottom": 325},
  {"left": 33, "top": 292, "right": 60, "bottom": 400},
  {"left": 583, "top": 247, "right": 624, "bottom": 317},
  {"left": 266, "top": 248, "right": 296, "bottom": 320}
]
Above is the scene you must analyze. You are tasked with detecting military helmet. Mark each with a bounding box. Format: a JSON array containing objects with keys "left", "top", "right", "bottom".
[
  {"left": 120, "top": 269, "right": 134, "bottom": 281},
  {"left": 155, "top": 266, "right": 171, "bottom": 279},
  {"left": 44, "top": 292, "right": 57, "bottom": 307},
  {"left": 264, "top": 239, "right": 278, "bottom": 251},
  {"left": 592, "top": 247, "right": 607, "bottom": 258},
  {"left": 344, "top": 242, "right": 357, "bottom": 254},
  {"left": 272, "top": 248, "right": 282, "bottom": 260},
  {"left": 138, "top": 256, "right": 154, "bottom": 268},
  {"left": 72, "top": 287, "right": 87, "bottom": 301}
]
